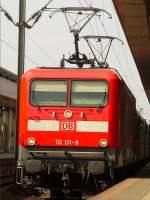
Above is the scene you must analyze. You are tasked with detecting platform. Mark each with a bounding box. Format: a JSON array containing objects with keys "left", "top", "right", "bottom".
[{"left": 88, "top": 162, "right": 150, "bottom": 200}]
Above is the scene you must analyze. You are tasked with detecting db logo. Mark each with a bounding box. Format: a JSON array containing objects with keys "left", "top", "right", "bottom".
[{"left": 61, "top": 122, "right": 75, "bottom": 131}]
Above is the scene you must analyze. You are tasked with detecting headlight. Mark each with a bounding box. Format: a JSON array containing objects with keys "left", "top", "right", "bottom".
[
  {"left": 64, "top": 110, "right": 72, "bottom": 119},
  {"left": 27, "top": 137, "right": 36, "bottom": 146},
  {"left": 99, "top": 139, "right": 108, "bottom": 148}
]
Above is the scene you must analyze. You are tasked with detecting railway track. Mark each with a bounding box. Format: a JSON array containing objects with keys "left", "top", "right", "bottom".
[
  {"left": 0, "top": 157, "right": 15, "bottom": 191},
  {"left": 2, "top": 189, "right": 92, "bottom": 200},
  {"left": 2, "top": 160, "right": 147, "bottom": 200},
  {"left": 1, "top": 178, "right": 109, "bottom": 200}
]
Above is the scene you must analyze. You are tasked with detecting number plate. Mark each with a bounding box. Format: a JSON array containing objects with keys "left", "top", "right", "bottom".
[{"left": 61, "top": 122, "right": 75, "bottom": 131}]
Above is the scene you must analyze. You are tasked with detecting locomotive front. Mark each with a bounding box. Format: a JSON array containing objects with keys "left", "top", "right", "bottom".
[{"left": 16, "top": 68, "right": 121, "bottom": 190}]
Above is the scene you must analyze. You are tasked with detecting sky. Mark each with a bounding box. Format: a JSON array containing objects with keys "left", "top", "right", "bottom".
[{"left": 0, "top": 0, "right": 150, "bottom": 121}]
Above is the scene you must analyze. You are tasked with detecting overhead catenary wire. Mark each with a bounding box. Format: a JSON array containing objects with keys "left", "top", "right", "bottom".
[
  {"left": 85, "top": 3, "right": 112, "bottom": 63},
  {"left": 26, "top": 0, "right": 54, "bottom": 22},
  {"left": 1, "top": 38, "right": 39, "bottom": 66},
  {"left": 0, "top": 0, "right": 54, "bottom": 29},
  {"left": 98, "top": 2, "right": 149, "bottom": 117},
  {"left": 78, "top": 2, "right": 121, "bottom": 66},
  {"left": 85, "top": 3, "right": 115, "bottom": 62},
  {"left": 78, "top": 0, "right": 83, "bottom": 7},
  {"left": 26, "top": 33, "right": 56, "bottom": 65},
  {"left": 66, "top": 0, "right": 112, "bottom": 65},
  {"left": 98, "top": 16, "right": 133, "bottom": 87},
  {"left": 25, "top": 0, "right": 54, "bottom": 29},
  {"left": 94, "top": 17, "right": 104, "bottom": 57},
  {"left": 78, "top": 0, "right": 108, "bottom": 62},
  {"left": 88, "top": 19, "right": 105, "bottom": 61},
  {"left": 0, "top": 6, "right": 17, "bottom": 26},
  {"left": 99, "top": 16, "right": 145, "bottom": 98},
  {"left": 0, "top": 1, "right": 145, "bottom": 85},
  {"left": 96, "top": 1, "right": 127, "bottom": 70},
  {"left": 110, "top": 1, "right": 139, "bottom": 89},
  {"left": 83, "top": 0, "right": 93, "bottom": 7}
]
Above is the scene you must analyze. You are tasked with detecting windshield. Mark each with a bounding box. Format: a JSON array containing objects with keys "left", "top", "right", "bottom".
[
  {"left": 71, "top": 80, "right": 108, "bottom": 107},
  {"left": 31, "top": 80, "right": 67, "bottom": 106}
]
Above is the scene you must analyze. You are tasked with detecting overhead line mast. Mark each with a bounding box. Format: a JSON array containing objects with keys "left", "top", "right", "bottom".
[
  {"left": 16, "top": 0, "right": 54, "bottom": 179},
  {"left": 16, "top": 0, "right": 26, "bottom": 177}
]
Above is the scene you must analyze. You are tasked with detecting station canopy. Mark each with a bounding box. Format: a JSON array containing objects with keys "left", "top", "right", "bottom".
[{"left": 113, "top": 0, "right": 150, "bottom": 101}]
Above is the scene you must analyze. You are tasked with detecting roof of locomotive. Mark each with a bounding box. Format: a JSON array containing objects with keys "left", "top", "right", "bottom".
[
  {"left": 22, "top": 67, "right": 137, "bottom": 107},
  {"left": 22, "top": 67, "right": 122, "bottom": 81}
]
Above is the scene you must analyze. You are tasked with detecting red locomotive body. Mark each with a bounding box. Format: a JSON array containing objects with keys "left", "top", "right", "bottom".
[
  {"left": 19, "top": 68, "right": 121, "bottom": 148},
  {"left": 16, "top": 67, "right": 149, "bottom": 194}
]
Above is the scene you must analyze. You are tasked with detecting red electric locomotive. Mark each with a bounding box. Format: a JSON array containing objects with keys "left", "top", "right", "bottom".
[{"left": 16, "top": 67, "right": 147, "bottom": 196}]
